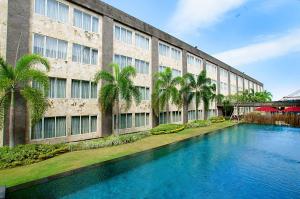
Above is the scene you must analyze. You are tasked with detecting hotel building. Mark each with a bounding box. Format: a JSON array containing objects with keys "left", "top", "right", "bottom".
[{"left": 0, "top": 0, "right": 263, "bottom": 145}]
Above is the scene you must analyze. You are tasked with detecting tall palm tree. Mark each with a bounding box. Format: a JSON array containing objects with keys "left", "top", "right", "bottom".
[
  {"left": 94, "top": 64, "right": 140, "bottom": 134},
  {"left": 0, "top": 54, "right": 50, "bottom": 147},
  {"left": 152, "top": 67, "right": 181, "bottom": 123}
]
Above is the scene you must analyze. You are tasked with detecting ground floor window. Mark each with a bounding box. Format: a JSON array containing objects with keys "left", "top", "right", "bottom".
[
  {"left": 135, "top": 113, "right": 150, "bottom": 127},
  {"left": 71, "top": 115, "right": 97, "bottom": 135},
  {"left": 114, "top": 113, "right": 132, "bottom": 129},
  {"left": 159, "top": 112, "right": 167, "bottom": 124},
  {"left": 188, "top": 110, "right": 196, "bottom": 121},
  {"left": 172, "top": 111, "right": 182, "bottom": 122},
  {"left": 31, "top": 116, "right": 66, "bottom": 140}
]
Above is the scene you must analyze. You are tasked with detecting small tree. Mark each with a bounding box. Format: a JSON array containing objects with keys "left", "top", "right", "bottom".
[
  {"left": 0, "top": 55, "right": 50, "bottom": 147},
  {"left": 152, "top": 67, "right": 181, "bottom": 123},
  {"left": 94, "top": 64, "right": 140, "bottom": 134}
]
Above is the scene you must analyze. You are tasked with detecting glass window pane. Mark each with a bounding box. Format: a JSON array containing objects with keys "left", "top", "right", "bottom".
[
  {"left": 81, "top": 116, "right": 89, "bottom": 134},
  {"left": 71, "top": 116, "right": 80, "bottom": 135},
  {"left": 91, "top": 49, "right": 98, "bottom": 65},
  {"left": 82, "top": 46, "right": 91, "bottom": 64},
  {"left": 135, "top": 113, "right": 140, "bottom": 127},
  {"left": 47, "top": 0, "right": 58, "bottom": 20},
  {"left": 45, "top": 37, "right": 57, "bottom": 58},
  {"left": 120, "top": 114, "right": 126, "bottom": 129},
  {"left": 92, "top": 17, "right": 99, "bottom": 33},
  {"left": 72, "top": 44, "right": 81, "bottom": 62},
  {"left": 91, "top": 116, "right": 97, "bottom": 132},
  {"left": 127, "top": 114, "right": 132, "bottom": 128},
  {"left": 56, "top": 117, "right": 66, "bottom": 137},
  {"left": 146, "top": 113, "right": 150, "bottom": 126},
  {"left": 56, "top": 79, "right": 66, "bottom": 98},
  {"left": 74, "top": 9, "right": 82, "bottom": 28},
  {"left": 57, "top": 40, "right": 67, "bottom": 60},
  {"left": 82, "top": 13, "right": 91, "bottom": 31},
  {"left": 58, "top": 3, "right": 69, "bottom": 23},
  {"left": 35, "top": 0, "right": 45, "bottom": 15},
  {"left": 71, "top": 80, "right": 81, "bottom": 98},
  {"left": 91, "top": 82, "right": 97, "bottom": 99},
  {"left": 141, "top": 113, "right": 145, "bottom": 126},
  {"left": 115, "top": 26, "right": 121, "bottom": 40},
  {"left": 44, "top": 117, "right": 55, "bottom": 138},
  {"left": 32, "top": 119, "right": 43, "bottom": 140},
  {"left": 126, "top": 30, "right": 132, "bottom": 44},
  {"left": 48, "top": 78, "right": 56, "bottom": 98},
  {"left": 33, "top": 34, "right": 45, "bottom": 56},
  {"left": 81, "top": 81, "right": 90, "bottom": 99}
]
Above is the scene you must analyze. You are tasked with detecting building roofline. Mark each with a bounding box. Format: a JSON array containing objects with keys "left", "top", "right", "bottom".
[{"left": 68, "top": 0, "right": 263, "bottom": 86}]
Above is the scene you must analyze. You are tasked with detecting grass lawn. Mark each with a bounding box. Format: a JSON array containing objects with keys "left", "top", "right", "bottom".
[{"left": 0, "top": 121, "right": 235, "bottom": 187}]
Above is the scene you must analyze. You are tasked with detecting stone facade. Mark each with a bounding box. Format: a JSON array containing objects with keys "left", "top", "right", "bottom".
[{"left": 0, "top": 0, "right": 264, "bottom": 146}]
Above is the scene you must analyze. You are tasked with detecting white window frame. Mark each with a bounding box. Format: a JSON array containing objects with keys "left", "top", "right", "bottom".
[{"left": 73, "top": 8, "right": 99, "bottom": 33}]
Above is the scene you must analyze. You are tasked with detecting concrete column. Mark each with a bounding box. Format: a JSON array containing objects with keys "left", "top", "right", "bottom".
[
  {"left": 4, "top": 0, "right": 31, "bottom": 145},
  {"left": 100, "top": 16, "right": 114, "bottom": 136},
  {"left": 182, "top": 50, "right": 188, "bottom": 124},
  {"left": 228, "top": 70, "right": 231, "bottom": 95},
  {"left": 203, "top": 59, "right": 207, "bottom": 71},
  {"left": 151, "top": 37, "right": 159, "bottom": 127},
  {"left": 217, "top": 66, "right": 220, "bottom": 95}
]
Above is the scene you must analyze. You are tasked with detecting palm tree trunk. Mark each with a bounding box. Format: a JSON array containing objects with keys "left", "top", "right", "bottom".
[
  {"left": 195, "top": 101, "right": 199, "bottom": 121},
  {"left": 166, "top": 103, "right": 170, "bottom": 124},
  {"left": 115, "top": 99, "right": 119, "bottom": 135},
  {"left": 9, "top": 89, "right": 15, "bottom": 148}
]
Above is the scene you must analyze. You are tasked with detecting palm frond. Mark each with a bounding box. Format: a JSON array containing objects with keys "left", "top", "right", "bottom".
[
  {"left": 99, "top": 84, "right": 118, "bottom": 112},
  {"left": 94, "top": 70, "right": 115, "bottom": 83},
  {"left": 19, "top": 68, "right": 50, "bottom": 92},
  {"left": 15, "top": 54, "right": 50, "bottom": 73}
]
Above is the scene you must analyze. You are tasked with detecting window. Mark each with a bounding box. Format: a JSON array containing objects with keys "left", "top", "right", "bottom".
[
  {"left": 73, "top": 9, "right": 99, "bottom": 33},
  {"left": 31, "top": 116, "right": 66, "bottom": 140},
  {"left": 188, "top": 110, "right": 196, "bottom": 121},
  {"left": 71, "top": 80, "right": 97, "bottom": 99},
  {"left": 187, "top": 54, "right": 195, "bottom": 65},
  {"left": 33, "top": 34, "right": 67, "bottom": 60},
  {"left": 114, "top": 113, "right": 132, "bottom": 129},
  {"left": 114, "top": 25, "right": 132, "bottom": 44},
  {"left": 35, "top": 0, "right": 69, "bottom": 23},
  {"left": 172, "top": 69, "right": 181, "bottom": 77},
  {"left": 137, "top": 86, "right": 150, "bottom": 100},
  {"left": 72, "top": 43, "right": 98, "bottom": 65},
  {"left": 114, "top": 54, "right": 132, "bottom": 70},
  {"left": 135, "top": 33, "right": 149, "bottom": 50},
  {"left": 135, "top": 113, "right": 150, "bottom": 127},
  {"left": 172, "top": 111, "right": 182, "bottom": 122},
  {"left": 135, "top": 59, "right": 149, "bottom": 74},
  {"left": 171, "top": 48, "right": 181, "bottom": 60},
  {"left": 48, "top": 77, "right": 66, "bottom": 98},
  {"left": 71, "top": 115, "right": 97, "bottom": 135},
  {"left": 159, "top": 112, "right": 167, "bottom": 124},
  {"left": 159, "top": 65, "right": 167, "bottom": 72},
  {"left": 159, "top": 43, "right": 170, "bottom": 57}
]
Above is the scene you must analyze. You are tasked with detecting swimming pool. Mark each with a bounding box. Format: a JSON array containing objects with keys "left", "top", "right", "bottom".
[{"left": 8, "top": 124, "right": 300, "bottom": 199}]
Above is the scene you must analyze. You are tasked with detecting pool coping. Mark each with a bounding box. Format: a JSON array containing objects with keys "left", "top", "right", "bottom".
[{"left": 6, "top": 123, "right": 237, "bottom": 194}]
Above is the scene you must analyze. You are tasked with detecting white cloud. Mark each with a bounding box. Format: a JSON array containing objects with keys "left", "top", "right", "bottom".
[
  {"left": 214, "top": 28, "right": 300, "bottom": 66},
  {"left": 167, "top": 0, "right": 246, "bottom": 35}
]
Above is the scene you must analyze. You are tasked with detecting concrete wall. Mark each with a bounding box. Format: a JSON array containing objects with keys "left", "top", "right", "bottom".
[{"left": 0, "top": 0, "right": 8, "bottom": 58}]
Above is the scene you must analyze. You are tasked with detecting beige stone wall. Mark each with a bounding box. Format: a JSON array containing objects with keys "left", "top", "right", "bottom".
[
  {"left": 0, "top": 0, "right": 8, "bottom": 146},
  {"left": 113, "top": 22, "right": 152, "bottom": 134},
  {"left": 28, "top": 0, "right": 103, "bottom": 144}
]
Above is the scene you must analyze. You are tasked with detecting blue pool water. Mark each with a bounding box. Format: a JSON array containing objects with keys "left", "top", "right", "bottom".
[{"left": 9, "top": 124, "right": 300, "bottom": 199}]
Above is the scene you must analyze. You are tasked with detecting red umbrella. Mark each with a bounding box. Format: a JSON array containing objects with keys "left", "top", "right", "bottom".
[
  {"left": 256, "top": 106, "right": 278, "bottom": 112},
  {"left": 284, "top": 107, "right": 300, "bottom": 113}
]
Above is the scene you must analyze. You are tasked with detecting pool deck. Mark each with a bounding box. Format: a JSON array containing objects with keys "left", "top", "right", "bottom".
[{"left": 0, "top": 121, "right": 236, "bottom": 193}]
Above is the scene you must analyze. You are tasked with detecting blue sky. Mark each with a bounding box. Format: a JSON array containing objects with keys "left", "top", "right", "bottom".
[{"left": 102, "top": 0, "right": 300, "bottom": 100}]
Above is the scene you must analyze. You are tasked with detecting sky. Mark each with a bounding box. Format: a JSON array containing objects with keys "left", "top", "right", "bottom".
[{"left": 102, "top": 0, "right": 300, "bottom": 100}]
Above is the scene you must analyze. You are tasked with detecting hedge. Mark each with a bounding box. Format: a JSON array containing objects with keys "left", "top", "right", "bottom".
[
  {"left": 150, "top": 124, "right": 185, "bottom": 135},
  {"left": 209, "top": 116, "right": 225, "bottom": 123},
  {"left": 186, "top": 120, "right": 211, "bottom": 128}
]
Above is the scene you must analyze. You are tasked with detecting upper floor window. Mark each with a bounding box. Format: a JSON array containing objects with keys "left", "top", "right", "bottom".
[
  {"left": 136, "top": 86, "right": 150, "bottom": 100},
  {"left": 114, "top": 25, "right": 132, "bottom": 44},
  {"left": 73, "top": 9, "right": 99, "bottom": 33},
  {"left": 72, "top": 43, "right": 98, "bottom": 65},
  {"left": 48, "top": 77, "right": 66, "bottom": 98},
  {"left": 33, "top": 33, "right": 68, "bottom": 60},
  {"left": 135, "top": 34, "right": 149, "bottom": 50},
  {"left": 135, "top": 59, "right": 149, "bottom": 74},
  {"left": 114, "top": 54, "right": 133, "bottom": 70},
  {"left": 71, "top": 79, "right": 97, "bottom": 99},
  {"left": 159, "top": 43, "right": 170, "bottom": 57},
  {"left": 172, "top": 69, "right": 181, "bottom": 77},
  {"left": 171, "top": 48, "right": 181, "bottom": 60},
  {"left": 187, "top": 54, "right": 195, "bottom": 65},
  {"left": 35, "top": 0, "right": 69, "bottom": 23}
]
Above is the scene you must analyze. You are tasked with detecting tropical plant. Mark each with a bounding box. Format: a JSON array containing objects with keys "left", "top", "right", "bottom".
[
  {"left": 152, "top": 67, "right": 182, "bottom": 123},
  {"left": 0, "top": 55, "right": 50, "bottom": 148},
  {"left": 94, "top": 64, "right": 140, "bottom": 134}
]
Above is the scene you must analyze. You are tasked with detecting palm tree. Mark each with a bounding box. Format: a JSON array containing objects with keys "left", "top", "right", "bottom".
[
  {"left": 94, "top": 64, "right": 140, "bottom": 134},
  {"left": 152, "top": 67, "right": 182, "bottom": 123},
  {"left": 0, "top": 54, "right": 50, "bottom": 147},
  {"left": 255, "top": 90, "right": 272, "bottom": 102}
]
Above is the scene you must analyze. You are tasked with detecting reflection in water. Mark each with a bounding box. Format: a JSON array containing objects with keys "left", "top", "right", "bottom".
[{"left": 9, "top": 124, "right": 300, "bottom": 199}]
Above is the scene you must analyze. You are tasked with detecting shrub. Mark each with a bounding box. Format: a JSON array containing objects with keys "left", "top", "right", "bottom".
[
  {"left": 150, "top": 124, "right": 185, "bottom": 135},
  {"left": 209, "top": 116, "right": 225, "bottom": 123},
  {"left": 186, "top": 120, "right": 211, "bottom": 128},
  {"left": 0, "top": 144, "right": 69, "bottom": 169},
  {"left": 68, "top": 131, "right": 151, "bottom": 151}
]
